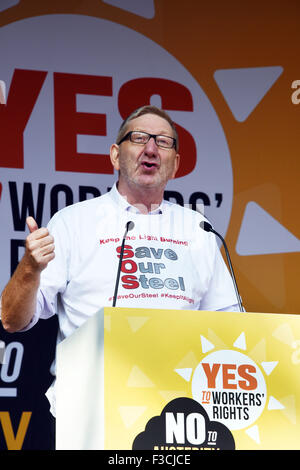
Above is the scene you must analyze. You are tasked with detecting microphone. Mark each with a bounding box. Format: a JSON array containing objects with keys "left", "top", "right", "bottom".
[
  {"left": 200, "top": 220, "right": 244, "bottom": 312},
  {"left": 112, "top": 221, "right": 135, "bottom": 307}
]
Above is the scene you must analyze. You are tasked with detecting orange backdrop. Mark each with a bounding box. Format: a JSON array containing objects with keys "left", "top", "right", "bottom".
[{"left": 0, "top": 0, "right": 299, "bottom": 315}]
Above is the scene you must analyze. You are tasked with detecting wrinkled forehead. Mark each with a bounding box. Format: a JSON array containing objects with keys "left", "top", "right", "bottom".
[{"left": 125, "top": 113, "right": 175, "bottom": 136}]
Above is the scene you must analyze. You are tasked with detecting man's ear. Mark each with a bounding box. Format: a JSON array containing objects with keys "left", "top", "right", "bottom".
[
  {"left": 171, "top": 153, "right": 180, "bottom": 179},
  {"left": 110, "top": 143, "right": 120, "bottom": 171}
]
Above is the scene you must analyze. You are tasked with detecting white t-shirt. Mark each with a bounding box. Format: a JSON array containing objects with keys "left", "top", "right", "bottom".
[
  {"left": 23, "top": 183, "right": 239, "bottom": 342},
  {"left": 8, "top": 183, "right": 240, "bottom": 416}
]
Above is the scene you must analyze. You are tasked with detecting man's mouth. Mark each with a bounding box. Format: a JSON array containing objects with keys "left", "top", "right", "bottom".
[{"left": 141, "top": 161, "right": 158, "bottom": 170}]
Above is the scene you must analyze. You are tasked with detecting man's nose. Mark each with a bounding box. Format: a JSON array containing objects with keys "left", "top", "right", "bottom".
[{"left": 144, "top": 136, "right": 159, "bottom": 155}]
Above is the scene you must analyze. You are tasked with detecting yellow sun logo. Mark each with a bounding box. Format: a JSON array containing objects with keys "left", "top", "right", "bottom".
[{"left": 175, "top": 331, "right": 284, "bottom": 445}]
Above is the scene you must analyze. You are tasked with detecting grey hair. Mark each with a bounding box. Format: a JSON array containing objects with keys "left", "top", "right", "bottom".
[{"left": 116, "top": 105, "right": 179, "bottom": 151}]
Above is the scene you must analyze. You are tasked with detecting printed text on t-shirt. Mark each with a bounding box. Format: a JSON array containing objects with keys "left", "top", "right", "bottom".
[{"left": 116, "top": 244, "right": 186, "bottom": 292}]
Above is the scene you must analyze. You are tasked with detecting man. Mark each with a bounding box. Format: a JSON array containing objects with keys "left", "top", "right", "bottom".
[{"left": 1, "top": 105, "right": 240, "bottom": 411}]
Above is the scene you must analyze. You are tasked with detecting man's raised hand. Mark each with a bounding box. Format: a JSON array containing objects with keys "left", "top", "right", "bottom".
[{"left": 25, "top": 216, "right": 55, "bottom": 272}]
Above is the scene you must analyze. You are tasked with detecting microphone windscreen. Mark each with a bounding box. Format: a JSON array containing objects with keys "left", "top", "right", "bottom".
[
  {"left": 126, "top": 221, "right": 135, "bottom": 231},
  {"left": 199, "top": 220, "right": 213, "bottom": 232}
]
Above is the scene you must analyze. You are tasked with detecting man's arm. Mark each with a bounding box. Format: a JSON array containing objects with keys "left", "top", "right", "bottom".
[{"left": 1, "top": 216, "right": 55, "bottom": 333}]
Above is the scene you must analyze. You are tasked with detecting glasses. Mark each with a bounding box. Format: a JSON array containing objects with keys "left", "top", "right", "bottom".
[{"left": 117, "top": 131, "right": 176, "bottom": 149}]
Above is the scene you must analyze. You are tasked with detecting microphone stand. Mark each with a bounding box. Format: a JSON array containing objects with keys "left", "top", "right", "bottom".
[
  {"left": 112, "top": 221, "right": 134, "bottom": 307},
  {"left": 200, "top": 221, "right": 244, "bottom": 312}
]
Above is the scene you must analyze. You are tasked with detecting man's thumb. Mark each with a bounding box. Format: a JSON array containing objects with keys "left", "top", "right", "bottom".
[{"left": 26, "top": 216, "right": 39, "bottom": 233}]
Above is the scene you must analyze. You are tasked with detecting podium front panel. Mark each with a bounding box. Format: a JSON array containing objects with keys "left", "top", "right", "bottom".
[
  {"left": 104, "top": 308, "right": 300, "bottom": 450},
  {"left": 57, "top": 307, "right": 300, "bottom": 450}
]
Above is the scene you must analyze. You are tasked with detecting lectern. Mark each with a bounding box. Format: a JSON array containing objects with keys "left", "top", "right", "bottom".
[{"left": 56, "top": 307, "right": 300, "bottom": 450}]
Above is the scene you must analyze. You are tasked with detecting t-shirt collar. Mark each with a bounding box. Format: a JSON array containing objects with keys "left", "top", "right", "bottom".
[{"left": 109, "top": 182, "right": 164, "bottom": 215}]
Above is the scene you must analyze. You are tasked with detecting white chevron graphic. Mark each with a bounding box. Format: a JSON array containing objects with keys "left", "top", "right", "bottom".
[
  {"left": 103, "top": 0, "right": 155, "bottom": 19},
  {"left": 214, "top": 66, "right": 283, "bottom": 121}
]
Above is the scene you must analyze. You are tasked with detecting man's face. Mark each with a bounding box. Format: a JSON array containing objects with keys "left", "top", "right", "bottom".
[{"left": 110, "top": 113, "right": 180, "bottom": 195}]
